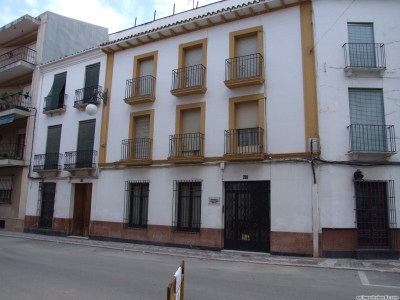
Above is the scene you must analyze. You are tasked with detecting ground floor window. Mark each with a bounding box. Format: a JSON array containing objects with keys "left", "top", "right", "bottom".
[
  {"left": 38, "top": 182, "right": 56, "bottom": 229},
  {"left": 124, "top": 181, "right": 149, "bottom": 229},
  {"left": 173, "top": 180, "right": 202, "bottom": 233},
  {"left": 0, "top": 176, "right": 13, "bottom": 204},
  {"left": 355, "top": 180, "right": 397, "bottom": 249}
]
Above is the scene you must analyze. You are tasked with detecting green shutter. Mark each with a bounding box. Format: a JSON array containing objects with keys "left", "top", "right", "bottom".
[
  {"left": 47, "top": 73, "right": 66, "bottom": 109},
  {"left": 44, "top": 125, "right": 61, "bottom": 169},
  {"left": 76, "top": 119, "right": 96, "bottom": 168},
  {"left": 83, "top": 64, "right": 100, "bottom": 103}
]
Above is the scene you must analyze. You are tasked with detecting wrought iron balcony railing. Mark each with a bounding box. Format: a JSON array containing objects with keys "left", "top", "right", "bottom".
[
  {"left": 33, "top": 153, "right": 63, "bottom": 171},
  {"left": 171, "top": 64, "right": 206, "bottom": 91},
  {"left": 169, "top": 133, "right": 204, "bottom": 158},
  {"left": 43, "top": 94, "right": 67, "bottom": 112},
  {"left": 125, "top": 76, "right": 156, "bottom": 99},
  {"left": 64, "top": 150, "right": 97, "bottom": 169},
  {"left": 0, "top": 46, "right": 36, "bottom": 69},
  {"left": 224, "top": 127, "right": 264, "bottom": 155},
  {"left": 0, "top": 143, "right": 25, "bottom": 160},
  {"left": 121, "top": 138, "right": 152, "bottom": 160},
  {"left": 0, "top": 94, "right": 30, "bottom": 111},
  {"left": 343, "top": 43, "right": 386, "bottom": 69},
  {"left": 74, "top": 85, "right": 102, "bottom": 107},
  {"left": 348, "top": 124, "right": 396, "bottom": 153},
  {"left": 225, "top": 53, "right": 264, "bottom": 81}
]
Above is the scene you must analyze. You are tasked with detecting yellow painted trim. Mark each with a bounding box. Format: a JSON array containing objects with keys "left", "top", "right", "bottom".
[
  {"left": 228, "top": 93, "right": 265, "bottom": 130},
  {"left": 133, "top": 50, "right": 158, "bottom": 78},
  {"left": 99, "top": 53, "right": 114, "bottom": 164},
  {"left": 229, "top": 26, "right": 263, "bottom": 58},
  {"left": 128, "top": 109, "right": 155, "bottom": 160},
  {"left": 224, "top": 77, "right": 265, "bottom": 89},
  {"left": 177, "top": 38, "right": 208, "bottom": 69},
  {"left": 174, "top": 102, "right": 206, "bottom": 135},
  {"left": 300, "top": 2, "right": 319, "bottom": 150},
  {"left": 124, "top": 95, "right": 155, "bottom": 105},
  {"left": 170, "top": 86, "right": 206, "bottom": 97}
]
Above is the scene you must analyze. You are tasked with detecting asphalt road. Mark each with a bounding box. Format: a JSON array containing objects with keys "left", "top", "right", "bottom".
[{"left": 0, "top": 236, "right": 399, "bottom": 300}]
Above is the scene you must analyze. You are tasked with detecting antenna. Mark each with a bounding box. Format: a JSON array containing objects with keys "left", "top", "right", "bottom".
[
  {"left": 134, "top": 17, "right": 137, "bottom": 27},
  {"left": 154, "top": 10, "right": 156, "bottom": 20},
  {"left": 173, "top": 4, "right": 175, "bottom": 15},
  {"left": 196, "top": 1, "right": 199, "bottom": 8}
]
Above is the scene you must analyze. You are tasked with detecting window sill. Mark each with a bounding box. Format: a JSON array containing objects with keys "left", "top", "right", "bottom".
[
  {"left": 171, "top": 85, "right": 206, "bottom": 97},
  {"left": 124, "top": 95, "right": 155, "bottom": 105}
]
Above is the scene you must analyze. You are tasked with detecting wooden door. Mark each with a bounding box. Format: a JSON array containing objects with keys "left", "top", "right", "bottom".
[{"left": 72, "top": 183, "right": 92, "bottom": 237}]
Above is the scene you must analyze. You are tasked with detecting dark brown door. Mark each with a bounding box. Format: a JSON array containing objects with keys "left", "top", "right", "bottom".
[{"left": 72, "top": 183, "right": 92, "bottom": 237}]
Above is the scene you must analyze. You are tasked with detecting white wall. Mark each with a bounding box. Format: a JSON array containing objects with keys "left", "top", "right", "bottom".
[{"left": 107, "top": 5, "right": 306, "bottom": 163}]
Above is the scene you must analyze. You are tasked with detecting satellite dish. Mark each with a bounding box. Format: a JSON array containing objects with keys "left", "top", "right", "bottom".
[{"left": 86, "top": 104, "right": 98, "bottom": 116}]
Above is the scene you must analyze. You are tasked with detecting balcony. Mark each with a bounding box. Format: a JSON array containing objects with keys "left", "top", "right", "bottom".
[
  {"left": 0, "top": 143, "right": 25, "bottom": 167},
  {"left": 168, "top": 133, "right": 204, "bottom": 163},
  {"left": 343, "top": 43, "right": 386, "bottom": 77},
  {"left": 43, "top": 94, "right": 67, "bottom": 115},
  {"left": 224, "top": 127, "right": 264, "bottom": 161},
  {"left": 170, "top": 65, "right": 206, "bottom": 97},
  {"left": 0, "top": 93, "right": 30, "bottom": 119},
  {"left": 120, "top": 138, "right": 152, "bottom": 165},
  {"left": 64, "top": 150, "right": 97, "bottom": 175},
  {"left": 0, "top": 47, "right": 36, "bottom": 84},
  {"left": 224, "top": 53, "right": 264, "bottom": 89},
  {"left": 33, "top": 153, "right": 63, "bottom": 175},
  {"left": 124, "top": 76, "right": 156, "bottom": 105},
  {"left": 348, "top": 124, "right": 396, "bottom": 155},
  {"left": 74, "top": 85, "right": 102, "bottom": 108}
]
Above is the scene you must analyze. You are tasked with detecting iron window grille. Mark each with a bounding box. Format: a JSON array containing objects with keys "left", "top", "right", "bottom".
[
  {"left": 44, "top": 94, "right": 67, "bottom": 112},
  {"left": 225, "top": 53, "right": 263, "bottom": 81},
  {"left": 171, "top": 64, "right": 206, "bottom": 90},
  {"left": 224, "top": 127, "right": 264, "bottom": 155},
  {"left": 0, "top": 93, "right": 31, "bottom": 111},
  {"left": 74, "top": 85, "right": 102, "bottom": 106},
  {"left": 124, "top": 181, "right": 149, "bottom": 229},
  {"left": 121, "top": 138, "right": 152, "bottom": 160},
  {"left": 343, "top": 43, "right": 386, "bottom": 69},
  {"left": 37, "top": 182, "right": 56, "bottom": 229},
  {"left": 125, "top": 76, "right": 156, "bottom": 98},
  {"left": 0, "top": 46, "right": 36, "bottom": 68},
  {"left": 33, "top": 153, "right": 63, "bottom": 171},
  {"left": 354, "top": 180, "right": 397, "bottom": 249},
  {"left": 168, "top": 133, "right": 204, "bottom": 158},
  {"left": 0, "top": 176, "right": 14, "bottom": 204},
  {"left": 173, "top": 180, "right": 202, "bottom": 233}
]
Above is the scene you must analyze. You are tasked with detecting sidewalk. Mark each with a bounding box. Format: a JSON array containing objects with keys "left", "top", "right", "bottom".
[{"left": 1, "top": 230, "right": 399, "bottom": 273}]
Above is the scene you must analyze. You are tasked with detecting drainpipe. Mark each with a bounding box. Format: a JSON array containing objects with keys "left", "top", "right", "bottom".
[
  {"left": 27, "top": 107, "right": 37, "bottom": 179},
  {"left": 311, "top": 141, "right": 320, "bottom": 258}
]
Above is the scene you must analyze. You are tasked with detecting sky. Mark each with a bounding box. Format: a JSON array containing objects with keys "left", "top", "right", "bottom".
[{"left": 0, "top": 0, "right": 221, "bottom": 34}]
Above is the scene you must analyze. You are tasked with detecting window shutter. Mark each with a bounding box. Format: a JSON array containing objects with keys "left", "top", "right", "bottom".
[
  {"left": 348, "top": 23, "right": 374, "bottom": 44},
  {"left": 77, "top": 119, "right": 96, "bottom": 151},
  {"left": 46, "top": 125, "right": 62, "bottom": 154},
  {"left": 84, "top": 63, "right": 100, "bottom": 88},
  {"left": 236, "top": 102, "right": 258, "bottom": 129},
  {"left": 236, "top": 35, "right": 258, "bottom": 57},
  {"left": 182, "top": 109, "right": 201, "bottom": 134},
  {"left": 47, "top": 73, "right": 66, "bottom": 109},
  {"left": 135, "top": 116, "right": 150, "bottom": 138},
  {"left": 185, "top": 47, "right": 202, "bottom": 67},
  {"left": 348, "top": 23, "right": 375, "bottom": 67},
  {"left": 139, "top": 59, "right": 153, "bottom": 77},
  {"left": 349, "top": 89, "right": 384, "bottom": 125}
]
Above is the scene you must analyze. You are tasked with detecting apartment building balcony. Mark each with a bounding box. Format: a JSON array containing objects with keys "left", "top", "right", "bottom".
[
  {"left": 170, "top": 65, "right": 206, "bottom": 97},
  {"left": 124, "top": 76, "right": 156, "bottom": 105},
  {"left": 168, "top": 133, "right": 204, "bottom": 163},
  {"left": 224, "top": 53, "right": 264, "bottom": 89},
  {"left": 224, "top": 127, "right": 264, "bottom": 161},
  {"left": 0, "top": 47, "right": 36, "bottom": 84},
  {"left": 0, "top": 93, "right": 30, "bottom": 119},
  {"left": 343, "top": 43, "right": 386, "bottom": 77},
  {"left": 33, "top": 153, "right": 63, "bottom": 175},
  {"left": 0, "top": 143, "right": 25, "bottom": 167},
  {"left": 64, "top": 150, "right": 97, "bottom": 175},
  {"left": 120, "top": 138, "right": 152, "bottom": 165},
  {"left": 74, "top": 85, "right": 102, "bottom": 108},
  {"left": 43, "top": 94, "right": 67, "bottom": 115},
  {"left": 348, "top": 124, "right": 396, "bottom": 156}
]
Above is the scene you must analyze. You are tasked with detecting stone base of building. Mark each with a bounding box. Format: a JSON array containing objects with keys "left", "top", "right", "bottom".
[
  {"left": 24, "top": 227, "right": 71, "bottom": 237},
  {"left": 270, "top": 231, "right": 313, "bottom": 257},
  {"left": 90, "top": 221, "right": 224, "bottom": 250},
  {"left": 25, "top": 216, "right": 72, "bottom": 235},
  {"left": 0, "top": 218, "right": 24, "bottom": 232},
  {"left": 354, "top": 249, "right": 399, "bottom": 260}
]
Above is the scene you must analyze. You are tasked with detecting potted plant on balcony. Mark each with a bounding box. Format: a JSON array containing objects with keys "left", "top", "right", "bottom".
[
  {"left": 17, "top": 89, "right": 23, "bottom": 96},
  {"left": 24, "top": 91, "right": 30, "bottom": 99}
]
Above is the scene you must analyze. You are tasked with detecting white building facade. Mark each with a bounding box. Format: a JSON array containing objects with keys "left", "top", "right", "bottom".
[{"left": 23, "top": 0, "right": 399, "bottom": 259}]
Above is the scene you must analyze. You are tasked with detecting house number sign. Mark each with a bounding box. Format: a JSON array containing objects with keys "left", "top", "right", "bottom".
[{"left": 208, "top": 197, "right": 220, "bottom": 205}]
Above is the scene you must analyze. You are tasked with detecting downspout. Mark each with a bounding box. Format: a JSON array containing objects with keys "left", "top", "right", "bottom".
[{"left": 27, "top": 107, "right": 37, "bottom": 179}]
